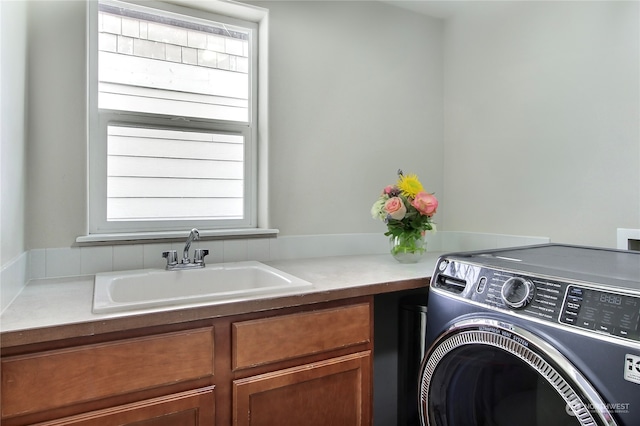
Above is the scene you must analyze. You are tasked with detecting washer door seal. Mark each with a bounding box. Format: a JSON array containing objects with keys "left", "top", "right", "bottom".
[{"left": 418, "top": 318, "right": 617, "bottom": 426}]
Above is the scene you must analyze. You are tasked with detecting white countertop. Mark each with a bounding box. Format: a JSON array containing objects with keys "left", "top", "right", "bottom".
[{"left": 0, "top": 253, "right": 439, "bottom": 347}]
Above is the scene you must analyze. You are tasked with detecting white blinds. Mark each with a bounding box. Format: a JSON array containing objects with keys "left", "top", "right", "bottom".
[{"left": 107, "top": 126, "right": 244, "bottom": 221}]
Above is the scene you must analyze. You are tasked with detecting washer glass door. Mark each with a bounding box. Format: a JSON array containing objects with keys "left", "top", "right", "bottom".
[{"left": 419, "top": 319, "right": 616, "bottom": 426}]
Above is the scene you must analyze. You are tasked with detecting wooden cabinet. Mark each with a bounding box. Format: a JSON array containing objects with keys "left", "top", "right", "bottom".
[
  {"left": 233, "top": 352, "right": 371, "bottom": 426},
  {"left": 34, "top": 387, "right": 215, "bottom": 426},
  {"left": 1, "top": 297, "right": 373, "bottom": 426},
  {"left": 231, "top": 303, "right": 371, "bottom": 370},
  {"left": 2, "top": 327, "right": 215, "bottom": 425},
  {"left": 2, "top": 328, "right": 215, "bottom": 418},
  {"left": 230, "top": 302, "right": 372, "bottom": 426}
]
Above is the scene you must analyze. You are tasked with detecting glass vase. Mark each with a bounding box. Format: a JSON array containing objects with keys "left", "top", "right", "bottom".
[{"left": 389, "top": 232, "right": 426, "bottom": 263}]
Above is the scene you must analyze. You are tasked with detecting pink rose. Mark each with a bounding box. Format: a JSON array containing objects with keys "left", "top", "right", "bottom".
[
  {"left": 383, "top": 185, "right": 395, "bottom": 195},
  {"left": 411, "top": 192, "right": 438, "bottom": 217},
  {"left": 384, "top": 197, "right": 407, "bottom": 220}
]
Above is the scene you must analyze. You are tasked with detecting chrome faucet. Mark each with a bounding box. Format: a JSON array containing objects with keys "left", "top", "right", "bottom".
[
  {"left": 183, "top": 228, "right": 199, "bottom": 263},
  {"left": 162, "top": 228, "right": 209, "bottom": 270}
]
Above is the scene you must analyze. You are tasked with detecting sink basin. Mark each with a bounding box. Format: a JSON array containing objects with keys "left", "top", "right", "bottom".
[{"left": 93, "top": 261, "right": 313, "bottom": 314}]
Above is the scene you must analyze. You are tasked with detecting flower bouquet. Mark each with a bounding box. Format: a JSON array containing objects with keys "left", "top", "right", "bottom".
[{"left": 371, "top": 170, "right": 438, "bottom": 263}]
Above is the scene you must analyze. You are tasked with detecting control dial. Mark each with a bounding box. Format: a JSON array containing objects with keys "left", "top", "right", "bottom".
[{"left": 501, "top": 277, "right": 535, "bottom": 308}]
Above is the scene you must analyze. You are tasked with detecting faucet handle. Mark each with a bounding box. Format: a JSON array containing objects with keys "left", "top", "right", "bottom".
[
  {"left": 162, "top": 250, "right": 178, "bottom": 267},
  {"left": 194, "top": 249, "right": 209, "bottom": 264}
]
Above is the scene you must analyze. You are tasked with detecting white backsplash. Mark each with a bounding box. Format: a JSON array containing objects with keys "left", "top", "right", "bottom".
[
  {"left": 0, "top": 252, "right": 28, "bottom": 314},
  {"left": 1, "top": 231, "right": 550, "bottom": 313}
]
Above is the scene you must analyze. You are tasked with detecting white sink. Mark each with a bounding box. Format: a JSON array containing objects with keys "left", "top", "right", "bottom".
[{"left": 93, "top": 261, "right": 313, "bottom": 314}]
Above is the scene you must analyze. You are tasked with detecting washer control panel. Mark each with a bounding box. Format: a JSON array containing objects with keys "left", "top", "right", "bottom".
[
  {"left": 476, "top": 268, "right": 565, "bottom": 322},
  {"left": 560, "top": 285, "right": 640, "bottom": 341},
  {"left": 433, "top": 259, "right": 640, "bottom": 343}
]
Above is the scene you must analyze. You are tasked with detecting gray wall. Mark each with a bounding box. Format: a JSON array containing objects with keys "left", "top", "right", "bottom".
[
  {"left": 1, "top": 0, "right": 639, "bottom": 260},
  {"left": 441, "top": 1, "right": 640, "bottom": 247},
  {"left": 0, "top": 1, "right": 28, "bottom": 266},
  {"left": 250, "top": 0, "right": 444, "bottom": 236},
  {"left": 17, "top": 0, "right": 444, "bottom": 250},
  {"left": 26, "top": 1, "right": 93, "bottom": 250}
]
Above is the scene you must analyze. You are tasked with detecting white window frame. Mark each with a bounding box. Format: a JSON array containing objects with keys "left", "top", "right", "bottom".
[{"left": 82, "top": 0, "right": 271, "bottom": 242}]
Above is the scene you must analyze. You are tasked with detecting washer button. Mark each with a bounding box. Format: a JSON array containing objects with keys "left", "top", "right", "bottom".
[
  {"left": 579, "top": 320, "right": 595, "bottom": 329},
  {"left": 476, "top": 277, "right": 487, "bottom": 293},
  {"left": 615, "top": 328, "right": 630, "bottom": 338},
  {"left": 566, "top": 301, "right": 581, "bottom": 310},
  {"left": 569, "top": 287, "right": 584, "bottom": 298}
]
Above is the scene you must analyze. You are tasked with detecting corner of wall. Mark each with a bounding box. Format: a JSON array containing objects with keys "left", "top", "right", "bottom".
[{"left": 0, "top": 252, "right": 28, "bottom": 313}]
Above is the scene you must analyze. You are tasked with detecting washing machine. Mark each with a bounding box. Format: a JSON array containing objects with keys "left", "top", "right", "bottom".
[{"left": 418, "top": 244, "right": 640, "bottom": 426}]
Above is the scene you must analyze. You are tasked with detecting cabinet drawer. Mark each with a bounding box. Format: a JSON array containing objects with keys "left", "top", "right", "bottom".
[
  {"left": 232, "top": 303, "right": 371, "bottom": 370},
  {"left": 1, "top": 328, "right": 214, "bottom": 417}
]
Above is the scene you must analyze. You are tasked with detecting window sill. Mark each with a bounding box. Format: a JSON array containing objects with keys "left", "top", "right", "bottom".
[{"left": 76, "top": 228, "right": 279, "bottom": 244}]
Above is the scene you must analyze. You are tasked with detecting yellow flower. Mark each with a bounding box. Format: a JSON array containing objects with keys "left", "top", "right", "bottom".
[{"left": 397, "top": 174, "right": 424, "bottom": 198}]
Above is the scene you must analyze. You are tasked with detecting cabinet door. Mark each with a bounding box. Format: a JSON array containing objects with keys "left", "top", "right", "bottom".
[
  {"left": 233, "top": 352, "right": 371, "bottom": 426},
  {"left": 34, "top": 387, "right": 214, "bottom": 426}
]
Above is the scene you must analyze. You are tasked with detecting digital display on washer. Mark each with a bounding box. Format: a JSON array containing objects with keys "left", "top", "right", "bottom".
[{"left": 561, "top": 285, "right": 640, "bottom": 341}]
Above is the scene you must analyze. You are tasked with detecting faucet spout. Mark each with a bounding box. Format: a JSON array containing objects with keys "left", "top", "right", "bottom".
[
  {"left": 162, "top": 228, "right": 208, "bottom": 270},
  {"left": 183, "top": 228, "right": 200, "bottom": 263}
]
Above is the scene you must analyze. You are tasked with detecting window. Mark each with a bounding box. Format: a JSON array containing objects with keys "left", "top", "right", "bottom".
[{"left": 86, "top": 0, "right": 264, "bottom": 238}]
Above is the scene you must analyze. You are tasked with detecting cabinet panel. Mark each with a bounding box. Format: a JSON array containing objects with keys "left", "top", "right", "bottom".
[
  {"left": 233, "top": 351, "right": 371, "bottom": 426},
  {"left": 2, "top": 328, "right": 214, "bottom": 417},
  {"left": 232, "top": 303, "right": 370, "bottom": 370},
  {"left": 33, "top": 386, "right": 215, "bottom": 426}
]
